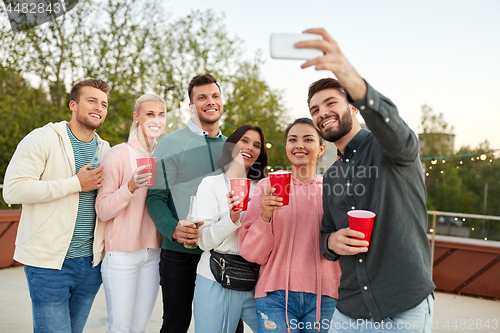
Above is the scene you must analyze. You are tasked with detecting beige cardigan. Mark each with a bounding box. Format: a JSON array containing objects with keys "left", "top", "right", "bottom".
[{"left": 3, "top": 121, "right": 110, "bottom": 269}]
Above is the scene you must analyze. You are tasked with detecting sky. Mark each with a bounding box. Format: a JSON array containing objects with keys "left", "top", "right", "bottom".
[{"left": 167, "top": 0, "right": 500, "bottom": 152}]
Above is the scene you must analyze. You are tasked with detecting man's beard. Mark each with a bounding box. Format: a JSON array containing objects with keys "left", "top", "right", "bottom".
[
  {"left": 197, "top": 111, "right": 221, "bottom": 125},
  {"left": 76, "top": 111, "right": 103, "bottom": 131},
  {"left": 319, "top": 106, "right": 353, "bottom": 143}
]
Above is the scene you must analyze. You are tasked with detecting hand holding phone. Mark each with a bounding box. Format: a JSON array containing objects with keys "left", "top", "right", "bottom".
[{"left": 270, "top": 33, "right": 323, "bottom": 60}]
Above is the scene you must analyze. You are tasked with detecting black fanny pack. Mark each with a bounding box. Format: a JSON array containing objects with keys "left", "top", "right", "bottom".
[{"left": 209, "top": 250, "right": 260, "bottom": 292}]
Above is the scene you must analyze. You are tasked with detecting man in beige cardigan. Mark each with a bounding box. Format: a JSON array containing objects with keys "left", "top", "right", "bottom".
[{"left": 3, "top": 78, "right": 111, "bottom": 333}]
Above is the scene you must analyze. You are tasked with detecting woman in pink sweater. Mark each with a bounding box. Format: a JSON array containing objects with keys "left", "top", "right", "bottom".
[
  {"left": 239, "top": 118, "right": 342, "bottom": 333},
  {"left": 95, "top": 94, "right": 166, "bottom": 332}
]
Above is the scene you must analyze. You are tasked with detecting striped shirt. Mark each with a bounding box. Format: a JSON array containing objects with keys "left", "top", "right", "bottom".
[{"left": 66, "top": 125, "right": 98, "bottom": 258}]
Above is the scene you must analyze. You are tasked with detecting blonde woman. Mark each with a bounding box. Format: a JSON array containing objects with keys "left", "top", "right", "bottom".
[{"left": 96, "top": 94, "right": 166, "bottom": 332}]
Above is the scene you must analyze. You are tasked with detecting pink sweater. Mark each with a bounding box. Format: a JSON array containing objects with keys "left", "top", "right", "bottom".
[
  {"left": 239, "top": 176, "right": 341, "bottom": 325},
  {"left": 95, "top": 138, "right": 161, "bottom": 251}
]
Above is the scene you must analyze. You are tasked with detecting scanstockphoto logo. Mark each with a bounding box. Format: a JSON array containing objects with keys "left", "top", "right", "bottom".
[{"left": 2, "top": 0, "right": 79, "bottom": 32}]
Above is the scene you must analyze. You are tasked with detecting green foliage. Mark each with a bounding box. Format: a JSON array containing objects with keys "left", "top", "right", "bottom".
[
  {"left": 454, "top": 143, "right": 500, "bottom": 239},
  {"left": 420, "top": 104, "right": 454, "bottom": 134},
  {"left": 151, "top": 9, "right": 242, "bottom": 109},
  {"left": 419, "top": 104, "right": 455, "bottom": 158},
  {"left": 426, "top": 167, "right": 479, "bottom": 214},
  {"left": 420, "top": 105, "right": 500, "bottom": 239},
  {"left": 455, "top": 143, "right": 500, "bottom": 216},
  {"left": 0, "top": 66, "right": 66, "bottom": 208},
  {"left": 0, "top": 1, "right": 290, "bottom": 209},
  {"left": 224, "top": 58, "right": 290, "bottom": 170},
  {"left": 0, "top": 2, "right": 251, "bottom": 147}
]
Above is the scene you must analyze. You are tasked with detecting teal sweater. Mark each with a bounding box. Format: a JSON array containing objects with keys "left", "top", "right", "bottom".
[{"left": 146, "top": 126, "right": 226, "bottom": 253}]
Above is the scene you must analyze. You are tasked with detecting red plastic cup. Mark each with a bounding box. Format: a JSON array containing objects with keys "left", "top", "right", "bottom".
[
  {"left": 136, "top": 157, "right": 156, "bottom": 186},
  {"left": 269, "top": 171, "right": 292, "bottom": 206},
  {"left": 230, "top": 178, "right": 251, "bottom": 211},
  {"left": 348, "top": 210, "right": 376, "bottom": 247}
]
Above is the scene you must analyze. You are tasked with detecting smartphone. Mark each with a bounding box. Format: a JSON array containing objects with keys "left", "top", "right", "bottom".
[{"left": 270, "top": 33, "right": 323, "bottom": 60}]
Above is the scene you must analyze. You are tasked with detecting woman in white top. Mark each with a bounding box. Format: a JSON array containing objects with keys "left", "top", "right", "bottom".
[{"left": 193, "top": 125, "right": 269, "bottom": 333}]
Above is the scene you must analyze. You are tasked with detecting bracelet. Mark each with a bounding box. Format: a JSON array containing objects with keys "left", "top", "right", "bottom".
[{"left": 260, "top": 213, "right": 272, "bottom": 223}]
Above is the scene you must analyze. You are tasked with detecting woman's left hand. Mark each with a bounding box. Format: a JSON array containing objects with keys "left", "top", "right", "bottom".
[
  {"left": 227, "top": 191, "right": 243, "bottom": 223},
  {"left": 127, "top": 165, "right": 150, "bottom": 193}
]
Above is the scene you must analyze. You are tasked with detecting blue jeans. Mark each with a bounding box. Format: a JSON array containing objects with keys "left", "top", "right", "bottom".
[
  {"left": 194, "top": 274, "right": 258, "bottom": 333},
  {"left": 327, "top": 294, "right": 434, "bottom": 333},
  {"left": 256, "top": 290, "right": 337, "bottom": 333},
  {"left": 24, "top": 256, "right": 102, "bottom": 333}
]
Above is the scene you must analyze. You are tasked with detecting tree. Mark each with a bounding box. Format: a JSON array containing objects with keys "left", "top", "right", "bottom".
[
  {"left": 419, "top": 105, "right": 500, "bottom": 240},
  {"left": 150, "top": 9, "right": 243, "bottom": 110},
  {"left": 1, "top": 0, "right": 97, "bottom": 110},
  {"left": 0, "top": 66, "right": 66, "bottom": 208},
  {"left": 223, "top": 57, "right": 290, "bottom": 170},
  {"left": 419, "top": 104, "right": 455, "bottom": 158},
  {"left": 0, "top": 2, "right": 247, "bottom": 146},
  {"left": 454, "top": 143, "right": 500, "bottom": 240},
  {"left": 419, "top": 105, "right": 477, "bottom": 213},
  {"left": 0, "top": 1, "right": 290, "bottom": 207},
  {"left": 456, "top": 143, "right": 500, "bottom": 215}
]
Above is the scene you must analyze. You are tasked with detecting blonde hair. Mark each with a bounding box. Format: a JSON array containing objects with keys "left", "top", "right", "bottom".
[{"left": 129, "top": 93, "right": 166, "bottom": 142}]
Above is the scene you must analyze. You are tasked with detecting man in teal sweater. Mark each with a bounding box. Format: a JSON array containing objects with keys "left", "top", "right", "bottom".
[{"left": 146, "top": 74, "right": 227, "bottom": 333}]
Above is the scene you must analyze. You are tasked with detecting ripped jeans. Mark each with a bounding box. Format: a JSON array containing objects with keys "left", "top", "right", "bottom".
[{"left": 256, "top": 290, "right": 337, "bottom": 333}]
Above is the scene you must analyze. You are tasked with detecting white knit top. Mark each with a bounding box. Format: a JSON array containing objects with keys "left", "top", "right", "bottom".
[{"left": 195, "top": 173, "right": 256, "bottom": 281}]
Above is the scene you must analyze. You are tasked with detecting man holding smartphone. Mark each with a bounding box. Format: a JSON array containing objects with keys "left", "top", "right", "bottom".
[{"left": 296, "top": 29, "right": 435, "bottom": 332}]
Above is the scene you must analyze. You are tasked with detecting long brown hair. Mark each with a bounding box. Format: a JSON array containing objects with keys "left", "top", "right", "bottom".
[{"left": 217, "top": 125, "right": 268, "bottom": 181}]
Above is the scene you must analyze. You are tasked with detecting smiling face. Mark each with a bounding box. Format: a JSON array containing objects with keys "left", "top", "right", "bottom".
[
  {"left": 233, "top": 129, "right": 262, "bottom": 171},
  {"left": 69, "top": 86, "right": 108, "bottom": 130},
  {"left": 190, "top": 83, "right": 223, "bottom": 126},
  {"left": 286, "top": 123, "right": 325, "bottom": 169},
  {"left": 134, "top": 101, "right": 167, "bottom": 139},
  {"left": 309, "top": 88, "right": 353, "bottom": 143}
]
